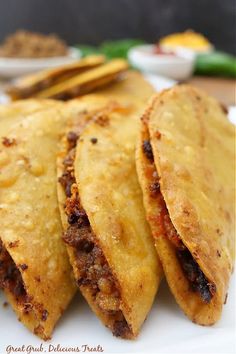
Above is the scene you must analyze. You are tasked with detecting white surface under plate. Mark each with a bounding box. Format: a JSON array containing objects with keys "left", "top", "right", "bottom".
[
  {"left": 0, "top": 47, "right": 81, "bottom": 78},
  {"left": 0, "top": 75, "right": 235, "bottom": 354}
]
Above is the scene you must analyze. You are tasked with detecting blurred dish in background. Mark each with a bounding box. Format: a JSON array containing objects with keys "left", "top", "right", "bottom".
[
  {"left": 0, "top": 30, "right": 81, "bottom": 78},
  {"left": 159, "top": 31, "right": 236, "bottom": 78},
  {"left": 128, "top": 30, "right": 217, "bottom": 81},
  {"left": 0, "top": 30, "right": 68, "bottom": 58},
  {"left": 0, "top": 48, "right": 81, "bottom": 79},
  {"left": 159, "top": 30, "right": 213, "bottom": 54},
  {"left": 128, "top": 44, "right": 195, "bottom": 81},
  {"left": 0, "top": 48, "right": 81, "bottom": 78},
  {"left": 75, "top": 33, "right": 235, "bottom": 79}
]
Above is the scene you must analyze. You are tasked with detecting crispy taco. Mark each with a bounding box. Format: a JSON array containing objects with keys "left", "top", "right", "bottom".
[
  {"left": 6, "top": 55, "right": 105, "bottom": 100},
  {"left": 62, "top": 70, "right": 155, "bottom": 127},
  {"left": 136, "top": 85, "right": 235, "bottom": 325},
  {"left": 57, "top": 99, "right": 162, "bottom": 338},
  {"left": 0, "top": 106, "right": 76, "bottom": 339},
  {"left": 36, "top": 59, "right": 128, "bottom": 100},
  {"left": 97, "top": 70, "right": 155, "bottom": 104}
]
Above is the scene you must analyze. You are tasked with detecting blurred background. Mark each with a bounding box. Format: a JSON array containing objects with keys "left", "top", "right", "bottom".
[
  {"left": 0, "top": 0, "right": 235, "bottom": 107},
  {"left": 0, "top": 0, "right": 235, "bottom": 54}
]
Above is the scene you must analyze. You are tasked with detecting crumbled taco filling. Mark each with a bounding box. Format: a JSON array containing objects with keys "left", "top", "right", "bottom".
[
  {"left": 59, "top": 131, "right": 131, "bottom": 338},
  {"left": 142, "top": 139, "right": 216, "bottom": 303},
  {"left": 0, "top": 240, "right": 50, "bottom": 327},
  {"left": 0, "top": 240, "right": 29, "bottom": 305}
]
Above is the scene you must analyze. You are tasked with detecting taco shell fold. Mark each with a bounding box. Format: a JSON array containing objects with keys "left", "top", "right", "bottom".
[
  {"left": 57, "top": 98, "right": 162, "bottom": 338},
  {"left": 35, "top": 59, "right": 128, "bottom": 100},
  {"left": 0, "top": 107, "right": 76, "bottom": 339},
  {"left": 6, "top": 55, "right": 105, "bottom": 100},
  {"left": 136, "top": 85, "right": 235, "bottom": 325}
]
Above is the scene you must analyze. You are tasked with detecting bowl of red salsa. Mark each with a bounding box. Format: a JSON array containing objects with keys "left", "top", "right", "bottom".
[{"left": 128, "top": 44, "right": 195, "bottom": 80}]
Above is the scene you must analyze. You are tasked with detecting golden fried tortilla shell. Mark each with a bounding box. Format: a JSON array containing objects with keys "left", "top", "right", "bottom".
[
  {"left": 36, "top": 59, "right": 128, "bottom": 99},
  {"left": 6, "top": 55, "right": 105, "bottom": 100},
  {"left": 0, "top": 108, "right": 76, "bottom": 339},
  {"left": 96, "top": 70, "right": 155, "bottom": 104},
  {"left": 136, "top": 109, "right": 217, "bottom": 324},
  {"left": 57, "top": 93, "right": 148, "bottom": 231},
  {"left": 137, "top": 85, "right": 235, "bottom": 325},
  {"left": 57, "top": 95, "right": 114, "bottom": 229},
  {"left": 74, "top": 109, "right": 162, "bottom": 337},
  {"left": 0, "top": 99, "right": 62, "bottom": 121}
]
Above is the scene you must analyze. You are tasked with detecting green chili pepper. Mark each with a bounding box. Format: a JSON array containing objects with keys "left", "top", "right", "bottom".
[
  {"left": 195, "top": 51, "right": 236, "bottom": 78},
  {"left": 76, "top": 39, "right": 146, "bottom": 59}
]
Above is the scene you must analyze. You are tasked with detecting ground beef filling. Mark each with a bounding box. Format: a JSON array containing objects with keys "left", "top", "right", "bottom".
[
  {"left": 142, "top": 139, "right": 216, "bottom": 304},
  {"left": 0, "top": 240, "right": 27, "bottom": 303},
  {"left": 59, "top": 131, "right": 131, "bottom": 337}
]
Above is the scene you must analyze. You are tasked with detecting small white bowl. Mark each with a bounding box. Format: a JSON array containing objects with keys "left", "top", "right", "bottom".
[
  {"left": 128, "top": 45, "right": 195, "bottom": 81},
  {"left": 0, "top": 47, "right": 81, "bottom": 78}
]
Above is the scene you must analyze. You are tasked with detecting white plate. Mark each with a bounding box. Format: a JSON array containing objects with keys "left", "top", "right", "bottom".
[
  {"left": 0, "top": 75, "right": 235, "bottom": 354},
  {"left": 128, "top": 45, "right": 195, "bottom": 81},
  {"left": 0, "top": 47, "right": 81, "bottom": 78},
  {"left": 0, "top": 277, "right": 235, "bottom": 354}
]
